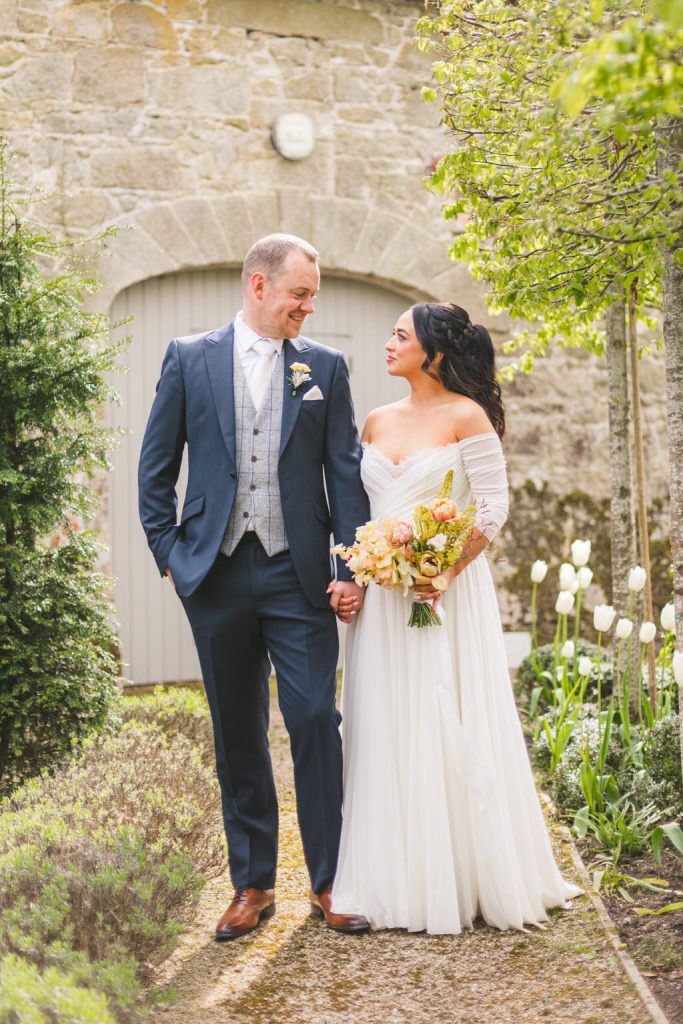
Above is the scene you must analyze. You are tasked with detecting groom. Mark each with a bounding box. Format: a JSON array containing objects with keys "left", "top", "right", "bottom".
[{"left": 138, "top": 234, "right": 370, "bottom": 939}]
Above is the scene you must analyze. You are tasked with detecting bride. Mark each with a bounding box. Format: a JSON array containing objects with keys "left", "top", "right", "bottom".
[{"left": 331, "top": 301, "right": 582, "bottom": 934}]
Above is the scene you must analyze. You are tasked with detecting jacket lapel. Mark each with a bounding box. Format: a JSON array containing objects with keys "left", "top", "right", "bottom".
[
  {"left": 279, "top": 337, "right": 311, "bottom": 456},
  {"left": 204, "top": 321, "right": 236, "bottom": 471}
]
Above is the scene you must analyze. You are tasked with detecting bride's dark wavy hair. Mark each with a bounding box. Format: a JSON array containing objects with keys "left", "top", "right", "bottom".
[{"left": 411, "top": 302, "right": 505, "bottom": 439}]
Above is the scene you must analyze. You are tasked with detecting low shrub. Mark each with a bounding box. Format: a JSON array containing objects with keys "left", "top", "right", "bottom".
[
  {"left": 122, "top": 685, "right": 213, "bottom": 760},
  {"left": 0, "top": 719, "right": 226, "bottom": 1022},
  {"left": 540, "top": 705, "right": 624, "bottom": 812},
  {"left": 0, "top": 954, "right": 113, "bottom": 1024},
  {"left": 639, "top": 713, "right": 682, "bottom": 814},
  {"left": 517, "top": 641, "right": 614, "bottom": 710}
]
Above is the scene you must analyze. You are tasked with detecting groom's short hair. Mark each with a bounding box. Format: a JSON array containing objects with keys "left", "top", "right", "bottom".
[{"left": 242, "top": 234, "right": 319, "bottom": 287}]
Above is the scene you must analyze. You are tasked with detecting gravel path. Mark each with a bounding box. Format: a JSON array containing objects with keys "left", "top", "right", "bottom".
[{"left": 151, "top": 704, "right": 652, "bottom": 1024}]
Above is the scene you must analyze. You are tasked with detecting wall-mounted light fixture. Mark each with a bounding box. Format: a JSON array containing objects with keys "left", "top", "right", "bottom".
[{"left": 271, "top": 113, "right": 315, "bottom": 161}]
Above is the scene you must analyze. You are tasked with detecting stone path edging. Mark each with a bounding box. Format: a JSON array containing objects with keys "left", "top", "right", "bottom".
[{"left": 540, "top": 794, "right": 671, "bottom": 1024}]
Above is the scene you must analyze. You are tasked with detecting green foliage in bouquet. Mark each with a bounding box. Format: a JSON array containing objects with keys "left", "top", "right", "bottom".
[{"left": 0, "top": 145, "right": 124, "bottom": 793}]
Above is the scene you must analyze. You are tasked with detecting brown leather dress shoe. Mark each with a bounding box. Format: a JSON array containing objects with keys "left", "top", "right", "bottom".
[
  {"left": 215, "top": 887, "right": 275, "bottom": 941},
  {"left": 309, "top": 885, "right": 369, "bottom": 933}
]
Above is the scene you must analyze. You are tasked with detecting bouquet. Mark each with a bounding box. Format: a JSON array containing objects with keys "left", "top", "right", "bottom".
[{"left": 332, "top": 471, "right": 476, "bottom": 627}]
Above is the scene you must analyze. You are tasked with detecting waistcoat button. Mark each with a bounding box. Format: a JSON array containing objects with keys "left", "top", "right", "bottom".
[{"left": 251, "top": 455, "right": 258, "bottom": 462}]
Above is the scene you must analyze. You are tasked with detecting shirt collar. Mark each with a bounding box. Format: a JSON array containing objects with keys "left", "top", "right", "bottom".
[{"left": 235, "top": 312, "right": 284, "bottom": 356}]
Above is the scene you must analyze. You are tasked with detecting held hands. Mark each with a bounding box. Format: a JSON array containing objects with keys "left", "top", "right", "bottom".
[
  {"left": 164, "top": 567, "right": 175, "bottom": 589},
  {"left": 328, "top": 579, "right": 365, "bottom": 623}
]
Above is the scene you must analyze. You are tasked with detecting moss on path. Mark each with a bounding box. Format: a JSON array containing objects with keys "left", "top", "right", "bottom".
[{"left": 152, "top": 705, "right": 651, "bottom": 1024}]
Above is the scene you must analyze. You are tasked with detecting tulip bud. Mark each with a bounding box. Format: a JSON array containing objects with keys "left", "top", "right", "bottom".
[
  {"left": 561, "top": 640, "right": 575, "bottom": 660},
  {"left": 593, "top": 604, "right": 616, "bottom": 632},
  {"left": 559, "top": 563, "right": 577, "bottom": 591},
  {"left": 660, "top": 602, "right": 675, "bottom": 633},
  {"left": 556, "top": 666, "right": 564, "bottom": 681},
  {"left": 577, "top": 567, "right": 593, "bottom": 590},
  {"left": 531, "top": 559, "right": 548, "bottom": 583},
  {"left": 569, "top": 578, "right": 579, "bottom": 595},
  {"left": 639, "top": 621, "right": 656, "bottom": 644},
  {"left": 673, "top": 651, "right": 683, "bottom": 686},
  {"left": 628, "top": 565, "right": 647, "bottom": 592},
  {"left": 615, "top": 618, "right": 633, "bottom": 640},
  {"left": 578, "top": 656, "right": 592, "bottom": 677},
  {"left": 571, "top": 539, "right": 591, "bottom": 568},
  {"left": 555, "top": 591, "right": 575, "bottom": 615}
]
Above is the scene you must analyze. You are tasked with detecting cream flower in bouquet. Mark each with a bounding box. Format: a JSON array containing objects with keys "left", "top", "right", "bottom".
[{"left": 332, "top": 470, "right": 476, "bottom": 627}]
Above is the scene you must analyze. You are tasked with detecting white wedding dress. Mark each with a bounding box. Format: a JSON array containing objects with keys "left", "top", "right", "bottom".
[{"left": 332, "top": 434, "right": 582, "bottom": 933}]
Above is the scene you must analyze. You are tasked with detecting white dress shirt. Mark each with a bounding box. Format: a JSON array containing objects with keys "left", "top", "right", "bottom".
[{"left": 234, "top": 311, "right": 284, "bottom": 407}]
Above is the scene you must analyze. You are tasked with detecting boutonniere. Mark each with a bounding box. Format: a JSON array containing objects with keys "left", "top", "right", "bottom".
[{"left": 288, "top": 362, "right": 312, "bottom": 397}]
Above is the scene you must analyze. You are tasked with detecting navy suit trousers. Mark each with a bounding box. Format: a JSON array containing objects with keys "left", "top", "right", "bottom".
[{"left": 179, "top": 534, "right": 342, "bottom": 893}]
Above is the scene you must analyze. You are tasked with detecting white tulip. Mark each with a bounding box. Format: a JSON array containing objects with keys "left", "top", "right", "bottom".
[
  {"left": 628, "top": 565, "right": 647, "bottom": 592},
  {"left": 531, "top": 560, "right": 548, "bottom": 583},
  {"left": 639, "top": 621, "right": 657, "bottom": 644},
  {"left": 570, "top": 578, "right": 580, "bottom": 595},
  {"left": 561, "top": 640, "right": 575, "bottom": 660},
  {"left": 555, "top": 591, "right": 575, "bottom": 615},
  {"left": 593, "top": 604, "right": 616, "bottom": 632},
  {"left": 660, "top": 602, "right": 675, "bottom": 633},
  {"left": 571, "top": 539, "right": 591, "bottom": 567},
  {"left": 559, "top": 562, "right": 577, "bottom": 591},
  {"left": 577, "top": 567, "right": 593, "bottom": 590},
  {"left": 615, "top": 618, "right": 633, "bottom": 640},
  {"left": 556, "top": 666, "right": 564, "bottom": 681},
  {"left": 578, "top": 656, "right": 592, "bottom": 677},
  {"left": 673, "top": 651, "right": 683, "bottom": 686}
]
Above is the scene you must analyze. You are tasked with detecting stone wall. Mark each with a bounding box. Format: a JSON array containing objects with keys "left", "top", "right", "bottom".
[{"left": 0, "top": 0, "right": 670, "bottom": 519}]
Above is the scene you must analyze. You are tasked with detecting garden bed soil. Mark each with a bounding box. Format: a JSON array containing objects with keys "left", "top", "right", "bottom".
[{"left": 581, "top": 846, "right": 683, "bottom": 1024}]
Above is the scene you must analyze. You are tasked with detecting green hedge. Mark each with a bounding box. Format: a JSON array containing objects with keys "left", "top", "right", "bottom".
[{"left": 0, "top": 694, "right": 224, "bottom": 1023}]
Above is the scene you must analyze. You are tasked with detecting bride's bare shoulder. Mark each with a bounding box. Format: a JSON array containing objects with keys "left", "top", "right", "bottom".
[
  {"left": 361, "top": 401, "right": 407, "bottom": 442},
  {"left": 447, "top": 395, "right": 494, "bottom": 441}
]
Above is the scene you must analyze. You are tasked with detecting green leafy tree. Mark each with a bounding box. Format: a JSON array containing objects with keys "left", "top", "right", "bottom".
[
  {"left": 416, "top": 0, "right": 681, "bottom": 703},
  {"left": 549, "top": 0, "right": 683, "bottom": 784},
  {"left": 0, "top": 146, "right": 122, "bottom": 792}
]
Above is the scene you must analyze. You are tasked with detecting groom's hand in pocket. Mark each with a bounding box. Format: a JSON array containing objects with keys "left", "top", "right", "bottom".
[{"left": 327, "top": 580, "right": 364, "bottom": 623}]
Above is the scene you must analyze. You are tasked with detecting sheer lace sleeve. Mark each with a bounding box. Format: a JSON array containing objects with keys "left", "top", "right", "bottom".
[{"left": 458, "top": 433, "right": 508, "bottom": 542}]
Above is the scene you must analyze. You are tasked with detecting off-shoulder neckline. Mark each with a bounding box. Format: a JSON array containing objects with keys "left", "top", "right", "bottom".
[{"left": 362, "top": 433, "right": 499, "bottom": 468}]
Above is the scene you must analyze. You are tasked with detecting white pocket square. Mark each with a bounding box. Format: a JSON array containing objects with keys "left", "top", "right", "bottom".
[{"left": 303, "top": 385, "right": 324, "bottom": 401}]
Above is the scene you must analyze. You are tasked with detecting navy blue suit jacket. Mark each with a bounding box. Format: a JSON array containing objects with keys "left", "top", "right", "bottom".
[{"left": 138, "top": 321, "right": 370, "bottom": 609}]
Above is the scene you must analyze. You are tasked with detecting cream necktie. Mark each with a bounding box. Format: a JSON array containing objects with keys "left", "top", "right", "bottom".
[{"left": 249, "top": 338, "right": 278, "bottom": 411}]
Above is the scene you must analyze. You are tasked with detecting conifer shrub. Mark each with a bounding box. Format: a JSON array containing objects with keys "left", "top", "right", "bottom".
[{"left": 0, "top": 147, "right": 123, "bottom": 792}]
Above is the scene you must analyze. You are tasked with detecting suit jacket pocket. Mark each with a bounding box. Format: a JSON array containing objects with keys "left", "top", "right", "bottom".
[
  {"left": 313, "top": 501, "right": 332, "bottom": 529},
  {"left": 180, "top": 494, "right": 205, "bottom": 524}
]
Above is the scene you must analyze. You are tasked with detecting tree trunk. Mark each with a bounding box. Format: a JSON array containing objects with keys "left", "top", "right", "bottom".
[
  {"left": 627, "top": 286, "right": 657, "bottom": 707},
  {"left": 660, "top": 119, "right": 683, "bottom": 783},
  {"left": 605, "top": 299, "right": 637, "bottom": 706}
]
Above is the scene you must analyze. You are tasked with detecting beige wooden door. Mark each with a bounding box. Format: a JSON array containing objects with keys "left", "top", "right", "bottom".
[{"left": 109, "top": 269, "right": 411, "bottom": 683}]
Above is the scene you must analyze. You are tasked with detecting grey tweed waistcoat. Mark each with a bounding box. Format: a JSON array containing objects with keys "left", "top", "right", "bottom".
[{"left": 220, "top": 343, "right": 288, "bottom": 557}]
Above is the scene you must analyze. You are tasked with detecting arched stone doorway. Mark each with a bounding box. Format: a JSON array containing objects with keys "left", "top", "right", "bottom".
[{"left": 109, "top": 268, "right": 417, "bottom": 683}]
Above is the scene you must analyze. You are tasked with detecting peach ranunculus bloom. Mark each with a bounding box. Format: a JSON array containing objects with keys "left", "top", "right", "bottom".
[
  {"left": 430, "top": 498, "right": 458, "bottom": 523},
  {"left": 388, "top": 521, "right": 414, "bottom": 547}
]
